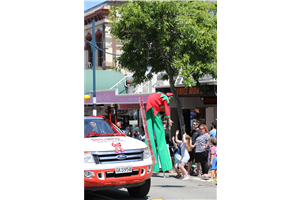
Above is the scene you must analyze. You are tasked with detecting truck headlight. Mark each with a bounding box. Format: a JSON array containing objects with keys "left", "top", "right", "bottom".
[
  {"left": 147, "top": 165, "right": 151, "bottom": 173},
  {"left": 143, "top": 147, "right": 150, "bottom": 159},
  {"left": 84, "top": 170, "right": 95, "bottom": 178},
  {"left": 84, "top": 151, "right": 95, "bottom": 163}
]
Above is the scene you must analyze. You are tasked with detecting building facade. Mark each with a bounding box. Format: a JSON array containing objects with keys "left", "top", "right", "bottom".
[{"left": 84, "top": 1, "right": 126, "bottom": 74}]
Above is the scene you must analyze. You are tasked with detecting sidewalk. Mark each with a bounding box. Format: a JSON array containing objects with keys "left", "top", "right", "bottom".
[{"left": 151, "top": 168, "right": 217, "bottom": 186}]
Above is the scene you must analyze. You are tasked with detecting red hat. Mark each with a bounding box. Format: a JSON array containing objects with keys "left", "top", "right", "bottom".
[{"left": 166, "top": 93, "right": 174, "bottom": 99}]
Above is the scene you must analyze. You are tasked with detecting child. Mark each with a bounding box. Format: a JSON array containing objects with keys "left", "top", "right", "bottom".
[
  {"left": 207, "top": 138, "right": 217, "bottom": 182},
  {"left": 171, "top": 136, "right": 182, "bottom": 178},
  {"left": 136, "top": 127, "right": 145, "bottom": 142},
  {"left": 175, "top": 130, "right": 192, "bottom": 180}
]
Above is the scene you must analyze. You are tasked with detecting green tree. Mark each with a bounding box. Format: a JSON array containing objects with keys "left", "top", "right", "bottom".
[{"left": 110, "top": 0, "right": 217, "bottom": 135}]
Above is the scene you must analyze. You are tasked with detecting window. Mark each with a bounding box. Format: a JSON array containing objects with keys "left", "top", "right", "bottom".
[
  {"left": 84, "top": 119, "right": 118, "bottom": 137},
  {"left": 88, "top": 44, "right": 93, "bottom": 67},
  {"left": 98, "top": 34, "right": 103, "bottom": 67}
]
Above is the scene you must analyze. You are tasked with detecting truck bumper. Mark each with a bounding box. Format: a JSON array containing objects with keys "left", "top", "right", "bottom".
[{"left": 84, "top": 165, "right": 152, "bottom": 190}]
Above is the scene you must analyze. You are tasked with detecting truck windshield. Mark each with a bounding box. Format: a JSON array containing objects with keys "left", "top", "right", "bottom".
[{"left": 84, "top": 119, "right": 117, "bottom": 137}]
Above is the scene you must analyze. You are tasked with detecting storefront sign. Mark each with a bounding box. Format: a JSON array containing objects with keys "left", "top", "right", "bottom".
[
  {"left": 204, "top": 97, "right": 217, "bottom": 104},
  {"left": 156, "top": 86, "right": 216, "bottom": 97},
  {"left": 84, "top": 89, "right": 151, "bottom": 104},
  {"left": 105, "top": 109, "right": 128, "bottom": 114},
  {"left": 84, "top": 107, "right": 101, "bottom": 111},
  {"left": 175, "top": 87, "right": 203, "bottom": 95}
]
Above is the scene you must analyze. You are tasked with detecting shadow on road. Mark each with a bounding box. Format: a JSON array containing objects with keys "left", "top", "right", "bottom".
[
  {"left": 152, "top": 185, "right": 184, "bottom": 188},
  {"left": 85, "top": 189, "right": 149, "bottom": 200}
]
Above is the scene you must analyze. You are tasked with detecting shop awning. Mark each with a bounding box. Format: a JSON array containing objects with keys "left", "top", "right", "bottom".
[
  {"left": 84, "top": 70, "right": 126, "bottom": 94},
  {"left": 84, "top": 89, "right": 152, "bottom": 105}
]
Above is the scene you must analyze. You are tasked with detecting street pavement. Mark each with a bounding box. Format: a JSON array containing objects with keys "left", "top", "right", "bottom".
[
  {"left": 85, "top": 169, "right": 217, "bottom": 200},
  {"left": 158, "top": 168, "right": 217, "bottom": 186}
]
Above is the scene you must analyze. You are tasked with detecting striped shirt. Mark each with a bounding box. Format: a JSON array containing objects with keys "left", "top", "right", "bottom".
[{"left": 195, "top": 133, "right": 210, "bottom": 153}]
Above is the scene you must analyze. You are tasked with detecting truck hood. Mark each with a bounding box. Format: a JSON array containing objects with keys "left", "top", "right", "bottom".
[{"left": 84, "top": 136, "right": 147, "bottom": 151}]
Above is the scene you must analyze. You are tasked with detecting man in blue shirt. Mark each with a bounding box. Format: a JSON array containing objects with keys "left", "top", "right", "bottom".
[{"left": 209, "top": 122, "right": 217, "bottom": 138}]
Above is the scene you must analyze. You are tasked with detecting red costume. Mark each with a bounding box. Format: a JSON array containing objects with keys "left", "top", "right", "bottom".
[{"left": 145, "top": 92, "right": 171, "bottom": 118}]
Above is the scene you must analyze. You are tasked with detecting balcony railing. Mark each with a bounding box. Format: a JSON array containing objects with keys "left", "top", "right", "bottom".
[
  {"left": 84, "top": 62, "right": 93, "bottom": 69},
  {"left": 84, "top": 62, "right": 104, "bottom": 70}
]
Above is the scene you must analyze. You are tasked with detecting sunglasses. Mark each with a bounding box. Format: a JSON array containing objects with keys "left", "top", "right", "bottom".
[
  {"left": 192, "top": 124, "right": 197, "bottom": 126},
  {"left": 200, "top": 128, "right": 205, "bottom": 130}
]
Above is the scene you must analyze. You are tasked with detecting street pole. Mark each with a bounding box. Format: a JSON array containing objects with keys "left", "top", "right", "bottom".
[{"left": 92, "top": 20, "right": 97, "bottom": 116}]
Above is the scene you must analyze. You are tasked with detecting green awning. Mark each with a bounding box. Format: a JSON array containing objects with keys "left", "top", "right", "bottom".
[{"left": 84, "top": 70, "right": 126, "bottom": 94}]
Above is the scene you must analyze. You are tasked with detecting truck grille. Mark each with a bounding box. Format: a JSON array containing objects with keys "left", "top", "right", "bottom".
[
  {"left": 92, "top": 149, "right": 144, "bottom": 164},
  {"left": 105, "top": 169, "right": 140, "bottom": 178}
]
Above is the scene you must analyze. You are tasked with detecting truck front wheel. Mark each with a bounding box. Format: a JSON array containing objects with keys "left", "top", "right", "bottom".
[{"left": 127, "top": 178, "right": 151, "bottom": 198}]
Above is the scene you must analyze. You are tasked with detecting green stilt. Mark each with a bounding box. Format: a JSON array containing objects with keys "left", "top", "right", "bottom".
[{"left": 145, "top": 108, "right": 172, "bottom": 172}]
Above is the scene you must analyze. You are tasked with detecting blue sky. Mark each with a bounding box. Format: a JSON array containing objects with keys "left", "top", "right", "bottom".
[{"left": 84, "top": 1, "right": 106, "bottom": 11}]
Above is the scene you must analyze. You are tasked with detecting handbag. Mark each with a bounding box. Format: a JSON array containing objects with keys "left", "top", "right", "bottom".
[{"left": 205, "top": 146, "right": 210, "bottom": 152}]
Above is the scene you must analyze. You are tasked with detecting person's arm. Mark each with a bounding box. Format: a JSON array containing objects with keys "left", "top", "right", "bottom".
[
  {"left": 175, "top": 130, "right": 182, "bottom": 144},
  {"left": 210, "top": 154, "right": 214, "bottom": 166},
  {"left": 183, "top": 133, "right": 187, "bottom": 145},
  {"left": 201, "top": 138, "right": 209, "bottom": 149},
  {"left": 172, "top": 136, "right": 175, "bottom": 145},
  {"left": 163, "top": 100, "right": 174, "bottom": 126},
  {"left": 191, "top": 140, "right": 197, "bottom": 148}
]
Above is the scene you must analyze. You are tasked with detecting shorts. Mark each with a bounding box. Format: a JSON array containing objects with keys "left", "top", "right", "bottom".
[
  {"left": 210, "top": 157, "right": 217, "bottom": 170},
  {"left": 174, "top": 154, "right": 182, "bottom": 168}
]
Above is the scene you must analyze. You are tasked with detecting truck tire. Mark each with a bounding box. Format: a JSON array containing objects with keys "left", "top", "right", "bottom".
[{"left": 127, "top": 178, "right": 151, "bottom": 197}]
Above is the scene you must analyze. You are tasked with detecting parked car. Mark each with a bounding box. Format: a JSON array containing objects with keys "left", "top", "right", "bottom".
[{"left": 84, "top": 115, "right": 152, "bottom": 197}]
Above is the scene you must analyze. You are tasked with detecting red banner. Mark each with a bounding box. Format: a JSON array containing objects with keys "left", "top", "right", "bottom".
[{"left": 139, "top": 96, "right": 156, "bottom": 165}]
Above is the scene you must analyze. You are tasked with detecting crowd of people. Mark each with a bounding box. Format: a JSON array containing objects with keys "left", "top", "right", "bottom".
[
  {"left": 171, "top": 119, "right": 217, "bottom": 182},
  {"left": 116, "top": 122, "right": 146, "bottom": 142},
  {"left": 116, "top": 118, "right": 217, "bottom": 182}
]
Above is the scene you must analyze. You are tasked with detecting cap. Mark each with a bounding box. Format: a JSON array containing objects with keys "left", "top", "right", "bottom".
[{"left": 166, "top": 92, "right": 174, "bottom": 99}]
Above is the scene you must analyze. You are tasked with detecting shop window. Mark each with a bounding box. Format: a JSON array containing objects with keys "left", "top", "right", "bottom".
[
  {"left": 98, "top": 34, "right": 103, "bottom": 67},
  {"left": 88, "top": 44, "right": 93, "bottom": 67},
  {"left": 129, "top": 109, "right": 138, "bottom": 127}
]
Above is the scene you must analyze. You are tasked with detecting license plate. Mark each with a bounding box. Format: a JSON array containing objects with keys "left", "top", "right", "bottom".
[{"left": 115, "top": 166, "right": 132, "bottom": 174}]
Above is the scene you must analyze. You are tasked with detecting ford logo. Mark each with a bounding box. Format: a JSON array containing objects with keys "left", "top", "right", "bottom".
[{"left": 117, "top": 154, "right": 127, "bottom": 160}]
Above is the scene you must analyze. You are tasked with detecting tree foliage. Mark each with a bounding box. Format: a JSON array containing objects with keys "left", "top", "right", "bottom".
[
  {"left": 110, "top": 0, "right": 217, "bottom": 88},
  {"left": 109, "top": 0, "right": 217, "bottom": 134}
]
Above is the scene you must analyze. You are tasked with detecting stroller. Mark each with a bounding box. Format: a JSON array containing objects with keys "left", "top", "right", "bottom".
[{"left": 184, "top": 163, "right": 197, "bottom": 175}]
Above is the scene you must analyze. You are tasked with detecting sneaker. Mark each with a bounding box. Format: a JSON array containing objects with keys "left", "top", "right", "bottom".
[
  {"left": 182, "top": 177, "right": 190, "bottom": 180},
  {"left": 179, "top": 176, "right": 184, "bottom": 180},
  {"left": 213, "top": 179, "right": 217, "bottom": 182},
  {"left": 207, "top": 179, "right": 214, "bottom": 182}
]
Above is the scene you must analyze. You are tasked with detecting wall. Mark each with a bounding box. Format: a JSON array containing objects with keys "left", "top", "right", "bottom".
[{"left": 205, "top": 107, "right": 217, "bottom": 131}]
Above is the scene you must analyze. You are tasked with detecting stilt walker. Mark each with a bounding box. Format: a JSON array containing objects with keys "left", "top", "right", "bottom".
[{"left": 144, "top": 92, "right": 174, "bottom": 172}]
